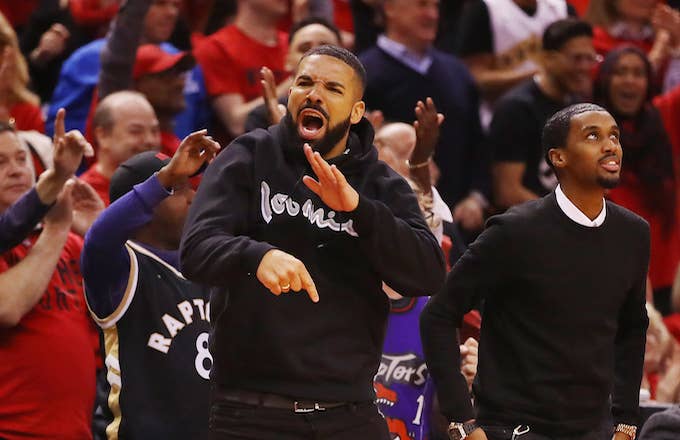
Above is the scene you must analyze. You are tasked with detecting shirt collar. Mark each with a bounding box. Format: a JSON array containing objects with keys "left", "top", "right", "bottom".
[
  {"left": 555, "top": 185, "right": 606, "bottom": 227},
  {"left": 377, "top": 35, "right": 433, "bottom": 75}
]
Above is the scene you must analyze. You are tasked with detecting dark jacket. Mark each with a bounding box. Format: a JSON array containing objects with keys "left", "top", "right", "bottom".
[{"left": 180, "top": 118, "right": 445, "bottom": 401}]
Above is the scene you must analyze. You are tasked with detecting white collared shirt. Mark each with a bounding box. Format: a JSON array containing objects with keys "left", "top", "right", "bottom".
[
  {"left": 377, "top": 35, "right": 433, "bottom": 75},
  {"left": 555, "top": 185, "right": 606, "bottom": 227}
]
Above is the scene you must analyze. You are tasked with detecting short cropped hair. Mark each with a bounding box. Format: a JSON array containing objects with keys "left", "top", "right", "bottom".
[
  {"left": 542, "top": 103, "right": 608, "bottom": 170},
  {"left": 298, "top": 45, "right": 367, "bottom": 93},
  {"left": 542, "top": 18, "right": 593, "bottom": 52},
  {"left": 289, "top": 17, "right": 341, "bottom": 45}
]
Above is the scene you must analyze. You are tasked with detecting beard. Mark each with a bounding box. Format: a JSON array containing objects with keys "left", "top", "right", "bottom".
[
  {"left": 597, "top": 174, "right": 620, "bottom": 189},
  {"left": 281, "top": 111, "right": 352, "bottom": 157}
]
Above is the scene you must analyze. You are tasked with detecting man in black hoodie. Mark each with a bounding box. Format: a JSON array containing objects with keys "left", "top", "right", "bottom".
[{"left": 180, "top": 45, "right": 446, "bottom": 439}]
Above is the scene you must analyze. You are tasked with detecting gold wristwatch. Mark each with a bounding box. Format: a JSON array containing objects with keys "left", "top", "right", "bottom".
[{"left": 614, "top": 423, "right": 637, "bottom": 439}]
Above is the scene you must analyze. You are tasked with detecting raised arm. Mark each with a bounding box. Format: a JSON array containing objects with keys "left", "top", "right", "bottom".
[
  {"left": 83, "top": 130, "right": 219, "bottom": 318},
  {"left": 0, "top": 186, "right": 73, "bottom": 327}
]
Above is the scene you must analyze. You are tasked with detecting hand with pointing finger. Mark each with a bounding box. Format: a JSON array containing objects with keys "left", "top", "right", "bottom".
[
  {"left": 256, "top": 249, "right": 319, "bottom": 303},
  {"left": 302, "top": 144, "right": 359, "bottom": 212}
]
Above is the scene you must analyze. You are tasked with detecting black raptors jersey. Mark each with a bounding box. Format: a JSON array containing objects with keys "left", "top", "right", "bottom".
[{"left": 87, "top": 241, "right": 211, "bottom": 440}]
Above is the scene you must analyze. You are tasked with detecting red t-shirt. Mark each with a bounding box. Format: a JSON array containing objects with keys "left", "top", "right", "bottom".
[
  {"left": 10, "top": 102, "right": 45, "bottom": 133},
  {"left": 0, "top": 232, "right": 99, "bottom": 440},
  {"left": 607, "top": 175, "right": 680, "bottom": 289},
  {"left": 80, "top": 164, "right": 111, "bottom": 206},
  {"left": 194, "top": 24, "right": 289, "bottom": 101},
  {"left": 592, "top": 26, "right": 654, "bottom": 58},
  {"left": 333, "top": 0, "right": 354, "bottom": 33}
]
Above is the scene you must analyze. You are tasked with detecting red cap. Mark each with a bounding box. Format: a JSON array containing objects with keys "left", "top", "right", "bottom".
[{"left": 133, "top": 44, "right": 195, "bottom": 80}]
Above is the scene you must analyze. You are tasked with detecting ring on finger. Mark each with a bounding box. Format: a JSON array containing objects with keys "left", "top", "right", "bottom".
[{"left": 280, "top": 283, "right": 291, "bottom": 292}]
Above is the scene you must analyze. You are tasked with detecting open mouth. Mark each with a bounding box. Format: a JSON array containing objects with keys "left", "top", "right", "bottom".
[
  {"left": 297, "top": 109, "right": 327, "bottom": 140},
  {"left": 600, "top": 158, "right": 620, "bottom": 172}
]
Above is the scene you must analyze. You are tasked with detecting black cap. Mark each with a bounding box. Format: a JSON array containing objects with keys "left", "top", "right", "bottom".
[{"left": 109, "top": 151, "right": 171, "bottom": 203}]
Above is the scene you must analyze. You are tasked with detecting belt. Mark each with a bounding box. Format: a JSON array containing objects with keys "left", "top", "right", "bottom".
[{"left": 218, "top": 389, "right": 350, "bottom": 413}]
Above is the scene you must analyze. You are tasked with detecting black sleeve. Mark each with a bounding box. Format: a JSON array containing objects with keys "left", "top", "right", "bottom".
[
  {"left": 350, "top": 170, "right": 446, "bottom": 296},
  {"left": 0, "top": 188, "right": 51, "bottom": 254},
  {"left": 420, "top": 215, "right": 512, "bottom": 421},
  {"left": 488, "top": 96, "right": 534, "bottom": 163},
  {"left": 180, "top": 138, "right": 276, "bottom": 286},
  {"left": 612, "top": 220, "right": 651, "bottom": 426},
  {"left": 98, "top": 0, "right": 152, "bottom": 99},
  {"left": 455, "top": 0, "right": 493, "bottom": 57}
]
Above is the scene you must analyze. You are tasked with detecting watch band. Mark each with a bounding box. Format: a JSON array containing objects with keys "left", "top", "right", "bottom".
[
  {"left": 447, "top": 421, "right": 479, "bottom": 439},
  {"left": 615, "top": 423, "right": 637, "bottom": 439}
]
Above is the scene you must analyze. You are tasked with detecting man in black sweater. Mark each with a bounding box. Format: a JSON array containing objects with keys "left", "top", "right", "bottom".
[
  {"left": 180, "top": 45, "right": 445, "bottom": 439},
  {"left": 421, "top": 103, "right": 650, "bottom": 440}
]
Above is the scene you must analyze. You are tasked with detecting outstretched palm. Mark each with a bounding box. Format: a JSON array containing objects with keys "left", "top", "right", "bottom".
[{"left": 302, "top": 144, "right": 359, "bottom": 212}]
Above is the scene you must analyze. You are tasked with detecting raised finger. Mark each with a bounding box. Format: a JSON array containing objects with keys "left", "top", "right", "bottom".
[
  {"left": 302, "top": 175, "right": 321, "bottom": 196},
  {"left": 50, "top": 23, "right": 70, "bottom": 39},
  {"left": 304, "top": 144, "right": 325, "bottom": 179},
  {"left": 299, "top": 266, "right": 319, "bottom": 303},
  {"left": 330, "top": 165, "right": 349, "bottom": 188},
  {"left": 313, "top": 151, "right": 336, "bottom": 184},
  {"left": 54, "top": 108, "right": 66, "bottom": 140}
]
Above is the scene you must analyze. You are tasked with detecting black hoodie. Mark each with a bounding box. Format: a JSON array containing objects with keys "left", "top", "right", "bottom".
[{"left": 180, "top": 118, "right": 446, "bottom": 402}]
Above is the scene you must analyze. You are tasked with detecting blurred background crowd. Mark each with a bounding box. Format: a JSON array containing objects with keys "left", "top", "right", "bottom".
[{"left": 2, "top": 0, "right": 680, "bottom": 439}]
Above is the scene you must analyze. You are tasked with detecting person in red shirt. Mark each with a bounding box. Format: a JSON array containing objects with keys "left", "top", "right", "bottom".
[
  {"left": 81, "top": 91, "right": 160, "bottom": 205},
  {"left": 585, "top": 0, "right": 680, "bottom": 76},
  {"left": 194, "top": 0, "right": 289, "bottom": 139},
  {"left": 594, "top": 46, "right": 680, "bottom": 315},
  {"left": 0, "top": 111, "right": 100, "bottom": 440},
  {"left": 0, "top": 12, "right": 44, "bottom": 133}
]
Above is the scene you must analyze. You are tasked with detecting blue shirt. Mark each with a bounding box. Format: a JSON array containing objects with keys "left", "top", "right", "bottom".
[{"left": 47, "top": 40, "right": 209, "bottom": 139}]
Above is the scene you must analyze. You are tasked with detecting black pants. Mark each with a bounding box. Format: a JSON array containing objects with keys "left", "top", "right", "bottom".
[
  {"left": 481, "top": 423, "right": 610, "bottom": 440},
  {"left": 208, "top": 400, "right": 390, "bottom": 440}
]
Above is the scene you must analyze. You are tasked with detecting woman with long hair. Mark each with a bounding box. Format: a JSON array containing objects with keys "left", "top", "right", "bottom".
[
  {"left": 594, "top": 45, "right": 680, "bottom": 314},
  {"left": 0, "top": 12, "right": 44, "bottom": 133}
]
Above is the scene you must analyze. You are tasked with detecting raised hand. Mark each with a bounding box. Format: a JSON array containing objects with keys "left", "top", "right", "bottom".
[
  {"left": 31, "top": 23, "right": 70, "bottom": 66},
  {"left": 157, "top": 129, "right": 220, "bottom": 188},
  {"left": 302, "top": 144, "right": 359, "bottom": 212},
  {"left": 52, "top": 107, "right": 94, "bottom": 180},
  {"left": 256, "top": 249, "right": 319, "bottom": 303},
  {"left": 260, "top": 67, "right": 287, "bottom": 126},
  {"left": 412, "top": 97, "right": 444, "bottom": 164},
  {"left": 70, "top": 179, "right": 105, "bottom": 237}
]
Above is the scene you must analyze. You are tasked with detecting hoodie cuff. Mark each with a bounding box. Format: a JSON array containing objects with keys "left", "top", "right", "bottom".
[
  {"left": 242, "top": 240, "right": 277, "bottom": 275},
  {"left": 348, "top": 194, "right": 376, "bottom": 236}
]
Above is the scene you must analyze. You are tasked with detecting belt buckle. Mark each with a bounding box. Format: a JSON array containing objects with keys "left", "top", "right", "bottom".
[{"left": 294, "top": 401, "right": 326, "bottom": 413}]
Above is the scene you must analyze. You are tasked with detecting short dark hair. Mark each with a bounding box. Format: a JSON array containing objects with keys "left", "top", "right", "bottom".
[
  {"left": 542, "top": 18, "right": 593, "bottom": 52},
  {"left": 289, "top": 17, "right": 341, "bottom": 45},
  {"left": 298, "top": 45, "right": 367, "bottom": 93},
  {"left": 542, "top": 103, "right": 608, "bottom": 171}
]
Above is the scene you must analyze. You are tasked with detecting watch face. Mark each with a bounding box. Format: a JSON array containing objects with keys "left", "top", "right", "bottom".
[{"left": 448, "top": 424, "right": 467, "bottom": 440}]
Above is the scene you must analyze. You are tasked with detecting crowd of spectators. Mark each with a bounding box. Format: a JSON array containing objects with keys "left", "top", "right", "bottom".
[{"left": 1, "top": 1, "right": 680, "bottom": 439}]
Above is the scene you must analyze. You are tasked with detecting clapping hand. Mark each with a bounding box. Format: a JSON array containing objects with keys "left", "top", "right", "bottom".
[
  {"left": 302, "top": 144, "right": 359, "bottom": 212},
  {"left": 261, "top": 67, "right": 287, "bottom": 126},
  {"left": 70, "top": 179, "right": 105, "bottom": 237},
  {"left": 412, "top": 97, "right": 444, "bottom": 164}
]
